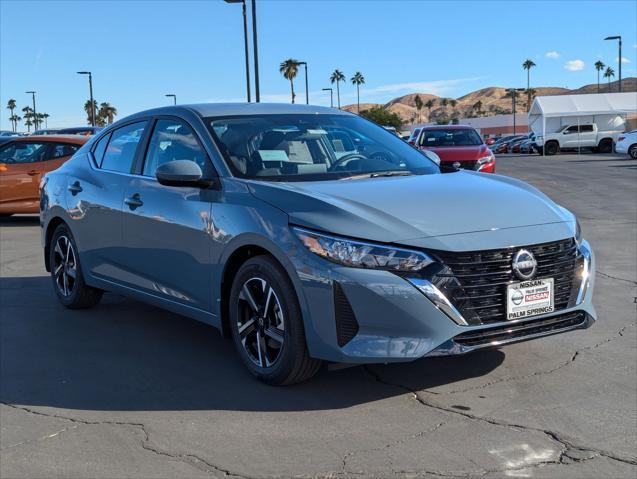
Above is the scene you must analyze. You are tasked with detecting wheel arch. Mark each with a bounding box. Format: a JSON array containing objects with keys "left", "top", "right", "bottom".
[{"left": 43, "top": 216, "right": 68, "bottom": 272}]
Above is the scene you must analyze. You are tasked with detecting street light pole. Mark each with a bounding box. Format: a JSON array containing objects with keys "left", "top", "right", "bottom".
[
  {"left": 251, "top": 0, "right": 260, "bottom": 102},
  {"left": 322, "top": 88, "right": 333, "bottom": 107},
  {"left": 604, "top": 35, "right": 622, "bottom": 92},
  {"left": 77, "top": 71, "right": 95, "bottom": 126},
  {"left": 298, "top": 62, "right": 309, "bottom": 104},
  {"left": 165, "top": 94, "right": 177, "bottom": 105},
  {"left": 225, "top": 0, "right": 251, "bottom": 102},
  {"left": 26, "top": 91, "right": 37, "bottom": 130}
]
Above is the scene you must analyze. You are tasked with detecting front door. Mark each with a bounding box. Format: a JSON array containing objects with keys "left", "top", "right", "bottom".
[{"left": 121, "top": 118, "right": 215, "bottom": 312}]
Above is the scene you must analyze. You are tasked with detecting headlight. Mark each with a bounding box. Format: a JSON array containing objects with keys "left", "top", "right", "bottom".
[
  {"left": 575, "top": 219, "right": 582, "bottom": 246},
  {"left": 422, "top": 149, "right": 441, "bottom": 166},
  {"left": 293, "top": 227, "right": 433, "bottom": 272}
]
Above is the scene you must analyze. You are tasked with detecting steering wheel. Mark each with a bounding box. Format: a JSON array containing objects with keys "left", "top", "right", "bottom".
[{"left": 329, "top": 153, "right": 368, "bottom": 171}]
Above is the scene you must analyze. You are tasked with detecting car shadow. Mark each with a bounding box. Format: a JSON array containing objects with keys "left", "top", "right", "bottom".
[
  {"left": 0, "top": 215, "right": 40, "bottom": 227},
  {"left": 0, "top": 276, "right": 504, "bottom": 413}
]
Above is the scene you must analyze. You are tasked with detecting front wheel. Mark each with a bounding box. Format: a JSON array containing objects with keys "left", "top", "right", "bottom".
[
  {"left": 628, "top": 144, "right": 637, "bottom": 160},
  {"left": 49, "top": 224, "right": 103, "bottom": 309},
  {"left": 229, "top": 256, "right": 323, "bottom": 385},
  {"left": 545, "top": 141, "right": 559, "bottom": 156}
]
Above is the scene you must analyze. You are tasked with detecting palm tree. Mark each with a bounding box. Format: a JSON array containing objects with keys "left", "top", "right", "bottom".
[
  {"left": 414, "top": 95, "right": 423, "bottom": 123},
  {"left": 35, "top": 113, "right": 46, "bottom": 130},
  {"left": 21, "top": 106, "right": 33, "bottom": 132},
  {"left": 506, "top": 89, "right": 520, "bottom": 113},
  {"left": 24, "top": 117, "right": 33, "bottom": 132},
  {"left": 279, "top": 59, "right": 300, "bottom": 103},
  {"left": 10, "top": 114, "right": 21, "bottom": 131},
  {"left": 603, "top": 67, "right": 615, "bottom": 91},
  {"left": 84, "top": 100, "right": 98, "bottom": 125},
  {"left": 6, "top": 99, "right": 17, "bottom": 132},
  {"left": 351, "top": 72, "right": 365, "bottom": 113},
  {"left": 42, "top": 113, "right": 50, "bottom": 128},
  {"left": 595, "top": 60, "right": 606, "bottom": 93},
  {"left": 522, "top": 59, "right": 536, "bottom": 111},
  {"left": 526, "top": 88, "right": 537, "bottom": 110},
  {"left": 330, "top": 69, "right": 346, "bottom": 109},
  {"left": 424, "top": 99, "right": 435, "bottom": 120},
  {"left": 441, "top": 98, "right": 449, "bottom": 108},
  {"left": 450, "top": 99, "right": 458, "bottom": 108},
  {"left": 472, "top": 100, "right": 483, "bottom": 116},
  {"left": 98, "top": 102, "right": 118, "bottom": 124}
]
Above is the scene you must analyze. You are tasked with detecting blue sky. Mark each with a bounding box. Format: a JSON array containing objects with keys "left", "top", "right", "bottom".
[{"left": 1, "top": 0, "right": 636, "bottom": 129}]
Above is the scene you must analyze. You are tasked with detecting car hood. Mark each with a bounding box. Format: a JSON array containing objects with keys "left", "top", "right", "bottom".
[
  {"left": 420, "top": 144, "right": 489, "bottom": 162},
  {"left": 248, "top": 172, "right": 574, "bottom": 245}
]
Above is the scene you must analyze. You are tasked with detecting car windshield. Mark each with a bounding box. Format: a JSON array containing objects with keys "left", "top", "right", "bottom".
[
  {"left": 207, "top": 114, "right": 439, "bottom": 181},
  {"left": 420, "top": 128, "right": 483, "bottom": 147}
]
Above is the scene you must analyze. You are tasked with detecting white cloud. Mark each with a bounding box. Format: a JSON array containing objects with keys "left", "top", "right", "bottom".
[
  {"left": 545, "top": 51, "right": 560, "bottom": 59},
  {"left": 617, "top": 56, "right": 631, "bottom": 64},
  {"left": 564, "top": 60, "right": 585, "bottom": 71}
]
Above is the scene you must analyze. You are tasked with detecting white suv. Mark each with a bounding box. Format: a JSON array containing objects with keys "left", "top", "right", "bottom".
[{"left": 535, "top": 123, "right": 622, "bottom": 155}]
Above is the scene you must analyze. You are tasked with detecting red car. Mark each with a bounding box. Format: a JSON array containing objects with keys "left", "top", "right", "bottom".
[{"left": 416, "top": 125, "right": 496, "bottom": 173}]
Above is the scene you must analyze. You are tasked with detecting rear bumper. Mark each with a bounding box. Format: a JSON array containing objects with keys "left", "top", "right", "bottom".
[{"left": 615, "top": 142, "right": 628, "bottom": 154}]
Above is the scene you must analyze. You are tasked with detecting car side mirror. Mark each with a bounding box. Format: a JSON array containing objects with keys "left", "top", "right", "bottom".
[{"left": 155, "top": 160, "right": 214, "bottom": 188}]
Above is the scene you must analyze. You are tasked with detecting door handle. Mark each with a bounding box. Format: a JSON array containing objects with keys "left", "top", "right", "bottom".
[
  {"left": 27, "top": 170, "right": 38, "bottom": 176},
  {"left": 68, "top": 181, "right": 83, "bottom": 195},
  {"left": 124, "top": 194, "right": 144, "bottom": 210}
]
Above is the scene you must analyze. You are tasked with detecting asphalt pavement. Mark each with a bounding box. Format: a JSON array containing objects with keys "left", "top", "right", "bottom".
[{"left": 1, "top": 152, "right": 636, "bottom": 478}]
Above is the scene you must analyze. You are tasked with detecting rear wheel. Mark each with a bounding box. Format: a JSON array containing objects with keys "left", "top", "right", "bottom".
[
  {"left": 229, "top": 255, "right": 322, "bottom": 385},
  {"left": 49, "top": 224, "right": 103, "bottom": 309},
  {"left": 628, "top": 144, "right": 637, "bottom": 160},
  {"left": 597, "top": 138, "right": 613, "bottom": 154},
  {"left": 545, "top": 141, "right": 559, "bottom": 156}
]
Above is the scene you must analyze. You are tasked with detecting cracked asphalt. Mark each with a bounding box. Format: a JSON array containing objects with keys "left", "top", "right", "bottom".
[{"left": 1, "top": 152, "right": 636, "bottom": 478}]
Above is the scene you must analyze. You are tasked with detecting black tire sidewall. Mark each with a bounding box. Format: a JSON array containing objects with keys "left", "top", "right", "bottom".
[
  {"left": 50, "top": 225, "right": 86, "bottom": 307},
  {"left": 629, "top": 145, "right": 637, "bottom": 159},
  {"left": 229, "top": 256, "right": 306, "bottom": 383}
]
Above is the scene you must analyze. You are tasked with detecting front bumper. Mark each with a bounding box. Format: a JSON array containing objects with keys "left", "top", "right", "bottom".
[{"left": 293, "top": 238, "right": 596, "bottom": 364}]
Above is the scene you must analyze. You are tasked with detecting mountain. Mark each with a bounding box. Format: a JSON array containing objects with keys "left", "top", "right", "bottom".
[{"left": 342, "top": 77, "right": 636, "bottom": 126}]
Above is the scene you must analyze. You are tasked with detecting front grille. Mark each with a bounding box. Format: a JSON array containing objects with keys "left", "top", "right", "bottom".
[
  {"left": 430, "top": 238, "right": 580, "bottom": 324},
  {"left": 445, "top": 160, "right": 476, "bottom": 170},
  {"left": 454, "top": 311, "right": 588, "bottom": 347}
]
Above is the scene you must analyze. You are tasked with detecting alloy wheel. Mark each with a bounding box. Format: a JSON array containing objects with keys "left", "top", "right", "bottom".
[
  {"left": 53, "top": 235, "right": 77, "bottom": 297},
  {"left": 236, "top": 277, "right": 285, "bottom": 368}
]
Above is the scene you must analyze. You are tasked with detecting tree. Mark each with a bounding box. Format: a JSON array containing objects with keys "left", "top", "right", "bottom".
[
  {"left": 6, "top": 99, "right": 17, "bottom": 132},
  {"left": 526, "top": 88, "right": 537, "bottom": 110},
  {"left": 22, "top": 106, "right": 33, "bottom": 132},
  {"left": 330, "top": 69, "right": 346, "bottom": 109},
  {"left": 414, "top": 95, "right": 423, "bottom": 124},
  {"left": 522, "top": 59, "right": 536, "bottom": 110},
  {"left": 359, "top": 106, "right": 402, "bottom": 130},
  {"left": 41, "top": 113, "right": 50, "bottom": 128},
  {"left": 9, "top": 114, "right": 21, "bottom": 131},
  {"left": 595, "top": 60, "right": 606, "bottom": 93},
  {"left": 472, "top": 100, "right": 483, "bottom": 116},
  {"left": 603, "top": 66, "right": 615, "bottom": 91},
  {"left": 450, "top": 99, "right": 457, "bottom": 108},
  {"left": 441, "top": 98, "right": 449, "bottom": 107},
  {"left": 98, "top": 102, "right": 118, "bottom": 124},
  {"left": 351, "top": 71, "right": 365, "bottom": 113},
  {"left": 279, "top": 59, "right": 300, "bottom": 103},
  {"left": 424, "top": 99, "right": 435, "bottom": 120},
  {"left": 84, "top": 100, "right": 98, "bottom": 125}
]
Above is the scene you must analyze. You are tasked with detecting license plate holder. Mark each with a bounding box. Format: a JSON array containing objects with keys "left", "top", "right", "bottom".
[{"left": 507, "top": 278, "right": 554, "bottom": 320}]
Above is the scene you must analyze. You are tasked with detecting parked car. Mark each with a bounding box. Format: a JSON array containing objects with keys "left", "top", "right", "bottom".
[
  {"left": 40, "top": 104, "right": 595, "bottom": 385},
  {"left": 407, "top": 127, "right": 423, "bottom": 146},
  {"left": 615, "top": 130, "right": 637, "bottom": 159},
  {"left": 416, "top": 125, "right": 496, "bottom": 172},
  {"left": 0, "top": 130, "right": 22, "bottom": 137},
  {"left": 485, "top": 138, "right": 495, "bottom": 146},
  {"left": 0, "top": 135, "right": 88, "bottom": 215},
  {"left": 535, "top": 123, "right": 622, "bottom": 155},
  {"left": 57, "top": 126, "right": 102, "bottom": 136},
  {"left": 494, "top": 135, "right": 526, "bottom": 154},
  {"left": 32, "top": 129, "right": 60, "bottom": 135}
]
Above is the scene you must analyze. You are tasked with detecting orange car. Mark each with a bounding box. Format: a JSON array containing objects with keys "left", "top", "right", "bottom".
[{"left": 0, "top": 135, "right": 88, "bottom": 215}]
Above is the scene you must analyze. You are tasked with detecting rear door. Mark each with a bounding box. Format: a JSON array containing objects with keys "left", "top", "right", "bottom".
[
  {"left": 0, "top": 141, "right": 49, "bottom": 213},
  {"left": 578, "top": 125, "right": 596, "bottom": 147}
]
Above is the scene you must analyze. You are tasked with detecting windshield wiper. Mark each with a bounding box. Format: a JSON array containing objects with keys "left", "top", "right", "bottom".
[{"left": 340, "top": 170, "right": 413, "bottom": 180}]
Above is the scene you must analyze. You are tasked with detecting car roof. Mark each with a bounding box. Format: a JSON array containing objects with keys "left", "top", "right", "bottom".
[
  {"left": 123, "top": 103, "right": 350, "bottom": 121},
  {"left": 8, "top": 134, "right": 90, "bottom": 144}
]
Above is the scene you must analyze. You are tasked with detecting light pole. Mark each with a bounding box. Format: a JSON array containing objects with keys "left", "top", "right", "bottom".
[
  {"left": 251, "top": 0, "right": 260, "bottom": 102},
  {"left": 26, "top": 91, "right": 37, "bottom": 130},
  {"left": 77, "top": 71, "right": 95, "bottom": 126},
  {"left": 604, "top": 35, "right": 622, "bottom": 92},
  {"left": 165, "top": 94, "right": 177, "bottom": 105},
  {"left": 225, "top": 0, "right": 251, "bottom": 102},
  {"left": 322, "top": 88, "right": 333, "bottom": 108},
  {"left": 298, "top": 61, "right": 309, "bottom": 104},
  {"left": 507, "top": 88, "right": 525, "bottom": 134}
]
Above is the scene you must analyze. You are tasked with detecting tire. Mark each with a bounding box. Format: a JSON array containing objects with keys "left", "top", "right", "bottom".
[
  {"left": 49, "top": 224, "right": 103, "bottom": 309},
  {"left": 545, "top": 141, "right": 559, "bottom": 156},
  {"left": 229, "top": 255, "right": 323, "bottom": 385},
  {"left": 0, "top": 214, "right": 13, "bottom": 218},
  {"left": 628, "top": 144, "right": 637, "bottom": 160},
  {"left": 597, "top": 138, "right": 613, "bottom": 154}
]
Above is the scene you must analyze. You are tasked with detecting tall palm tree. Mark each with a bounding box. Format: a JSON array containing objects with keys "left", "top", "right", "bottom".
[
  {"left": 98, "top": 102, "right": 118, "bottom": 124},
  {"left": 414, "top": 95, "right": 423, "bottom": 123},
  {"left": 42, "top": 113, "right": 50, "bottom": 128},
  {"left": 84, "top": 100, "right": 98, "bottom": 125},
  {"left": 522, "top": 59, "right": 536, "bottom": 110},
  {"left": 330, "top": 69, "right": 346, "bottom": 109},
  {"left": 21, "top": 106, "right": 33, "bottom": 132},
  {"left": 594, "top": 60, "right": 606, "bottom": 93},
  {"left": 424, "top": 99, "right": 435, "bottom": 120},
  {"left": 24, "top": 117, "right": 33, "bottom": 132},
  {"left": 603, "top": 67, "right": 615, "bottom": 91},
  {"left": 6, "top": 99, "right": 17, "bottom": 132},
  {"left": 10, "top": 114, "right": 21, "bottom": 131},
  {"left": 350, "top": 72, "right": 365, "bottom": 113},
  {"left": 279, "top": 59, "right": 300, "bottom": 103}
]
